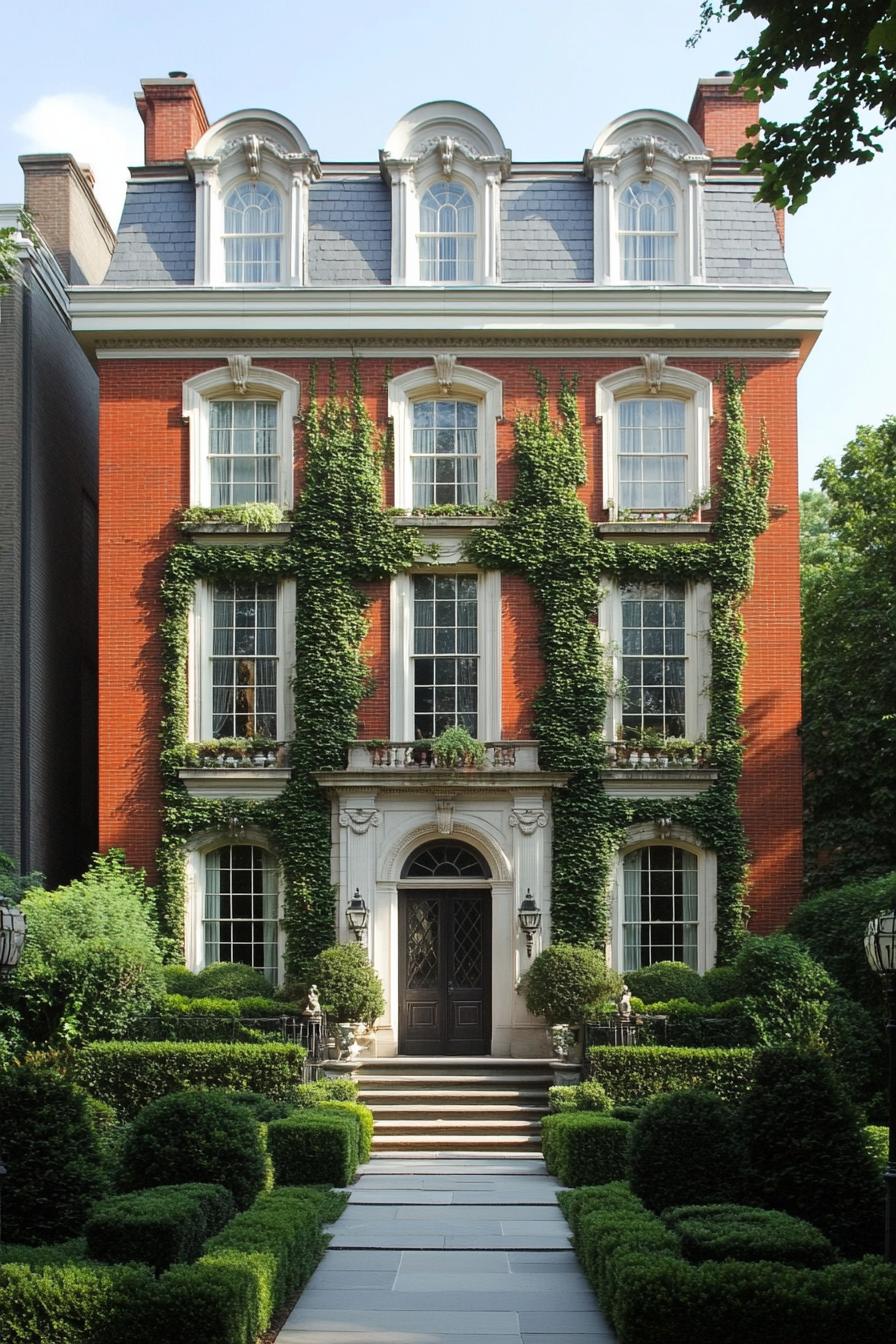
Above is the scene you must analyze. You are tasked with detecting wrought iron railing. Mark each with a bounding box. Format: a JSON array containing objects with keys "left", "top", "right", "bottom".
[{"left": 132, "top": 1012, "right": 330, "bottom": 1080}]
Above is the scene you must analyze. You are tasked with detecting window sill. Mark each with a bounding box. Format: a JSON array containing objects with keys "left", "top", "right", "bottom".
[
  {"left": 392, "top": 514, "right": 502, "bottom": 529},
  {"left": 181, "top": 521, "right": 292, "bottom": 545},
  {"left": 596, "top": 521, "right": 712, "bottom": 540},
  {"left": 178, "top": 768, "right": 292, "bottom": 799},
  {"left": 601, "top": 766, "right": 717, "bottom": 797}
]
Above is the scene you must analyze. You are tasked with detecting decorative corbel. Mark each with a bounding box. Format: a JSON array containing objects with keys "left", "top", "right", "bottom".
[
  {"left": 433, "top": 353, "right": 456, "bottom": 393},
  {"left": 338, "top": 807, "right": 380, "bottom": 837},
  {"left": 640, "top": 136, "right": 657, "bottom": 178},
  {"left": 434, "top": 791, "right": 456, "bottom": 836},
  {"left": 641, "top": 353, "right": 667, "bottom": 395},
  {"left": 438, "top": 136, "right": 456, "bottom": 178},
  {"left": 228, "top": 354, "right": 252, "bottom": 395},
  {"left": 243, "top": 135, "right": 261, "bottom": 180}
]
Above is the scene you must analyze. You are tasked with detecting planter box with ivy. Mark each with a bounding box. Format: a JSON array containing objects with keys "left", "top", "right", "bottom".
[{"left": 177, "top": 738, "right": 292, "bottom": 799}]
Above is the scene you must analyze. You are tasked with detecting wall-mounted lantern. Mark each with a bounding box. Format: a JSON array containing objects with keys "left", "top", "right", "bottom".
[
  {"left": 346, "top": 888, "right": 369, "bottom": 943},
  {"left": 517, "top": 889, "right": 542, "bottom": 959}
]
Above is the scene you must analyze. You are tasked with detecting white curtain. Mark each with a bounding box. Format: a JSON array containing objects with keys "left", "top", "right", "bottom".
[
  {"left": 622, "top": 851, "right": 642, "bottom": 971},
  {"left": 204, "top": 848, "right": 222, "bottom": 964}
]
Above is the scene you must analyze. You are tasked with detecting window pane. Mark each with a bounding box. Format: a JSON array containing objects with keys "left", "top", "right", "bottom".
[
  {"left": 621, "top": 845, "right": 699, "bottom": 971},
  {"left": 412, "top": 574, "right": 478, "bottom": 738},
  {"left": 207, "top": 400, "right": 279, "bottom": 505},
  {"left": 210, "top": 583, "right": 278, "bottom": 738},
  {"left": 620, "top": 583, "right": 687, "bottom": 738},
  {"left": 204, "top": 845, "right": 278, "bottom": 981},
  {"left": 418, "top": 183, "right": 475, "bottom": 282}
]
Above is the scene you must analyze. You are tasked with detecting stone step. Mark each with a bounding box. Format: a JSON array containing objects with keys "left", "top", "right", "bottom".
[
  {"left": 358, "top": 1087, "right": 549, "bottom": 1101},
  {"left": 355, "top": 1056, "right": 555, "bottom": 1067},
  {"left": 355, "top": 1073, "right": 553, "bottom": 1088},
  {"left": 374, "top": 1118, "right": 542, "bottom": 1131},
  {"left": 367, "top": 1105, "right": 548, "bottom": 1121},
  {"left": 372, "top": 1133, "right": 542, "bottom": 1150}
]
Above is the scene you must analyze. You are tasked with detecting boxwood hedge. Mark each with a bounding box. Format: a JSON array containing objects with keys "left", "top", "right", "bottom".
[
  {"left": 85, "top": 1184, "right": 235, "bottom": 1274},
  {"left": 541, "top": 1112, "right": 631, "bottom": 1187},
  {"left": 587, "top": 1045, "right": 755, "bottom": 1103}
]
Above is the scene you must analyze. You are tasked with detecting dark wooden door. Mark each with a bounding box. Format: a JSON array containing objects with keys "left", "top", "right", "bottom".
[{"left": 399, "top": 890, "right": 491, "bottom": 1055}]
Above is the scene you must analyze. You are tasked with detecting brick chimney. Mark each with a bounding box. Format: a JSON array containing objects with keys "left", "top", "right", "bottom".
[
  {"left": 688, "top": 73, "right": 759, "bottom": 160},
  {"left": 136, "top": 73, "right": 209, "bottom": 166},
  {"left": 19, "top": 154, "right": 115, "bottom": 284}
]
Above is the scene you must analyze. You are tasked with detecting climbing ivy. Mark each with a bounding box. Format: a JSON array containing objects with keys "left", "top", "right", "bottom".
[
  {"left": 157, "top": 366, "right": 421, "bottom": 976},
  {"left": 468, "top": 366, "right": 770, "bottom": 959}
]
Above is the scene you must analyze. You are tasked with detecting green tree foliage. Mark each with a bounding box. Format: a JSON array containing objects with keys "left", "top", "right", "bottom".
[
  {"left": 628, "top": 1088, "right": 743, "bottom": 1212},
  {"left": 802, "top": 420, "right": 896, "bottom": 885},
  {"left": 788, "top": 872, "right": 896, "bottom": 1011},
  {"left": 5, "top": 851, "right": 165, "bottom": 1044},
  {"left": 690, "top": 1, "right": 896, "bottom": 209}
]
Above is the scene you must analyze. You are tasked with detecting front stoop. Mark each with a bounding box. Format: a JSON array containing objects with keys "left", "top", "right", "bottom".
[{"left": 351, "top": 1056, "right": 559, "bottom": 1154}]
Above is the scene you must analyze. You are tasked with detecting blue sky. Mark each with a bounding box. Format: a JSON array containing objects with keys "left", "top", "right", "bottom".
[{"left": 1, "top": 0, "right": 892, "bottom": 490}]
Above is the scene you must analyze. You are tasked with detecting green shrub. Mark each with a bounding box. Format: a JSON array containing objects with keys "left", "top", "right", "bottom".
[
  {"left": 865, "top": 1124, "right": 888, "bottom": 1169},
  {"left": 293, "top": 1076, "right": 358, "bottom": 1105},
  {"left": 319, "top": 1100, "right": 374, "bottom": 1162},
  {"left": 824, "top": 989, "right": 882, "bottom": 1099},
  {"left": 86, "top": 1184, "right": 234, "bottom": 1274},
  {"left": 739, "top": 1046, "right": 884, "bottom": 1255},
  {"left": 587, "top": 1045, "right": 755, "bottom": 1102},
  {"left": 0, "top": 1241, "right": 88, "bottom": 1268},
  {"left": 664, "top": 1203, "right": 835, "bottom": 1268},
  {"left": 9, "top": 852, "right": 165, "bottom": 1045},
  {"left": 0, "top": 1263, "right": 157, "bottom": 1344},
  {"left": 0, "top": 1067, "right": 106, "bottom": 1243},
  {"left": 548, "top": 1080, "right": 611, "bottom": 1113},
  {"left": 519, "top": 943, "right": 621, "bottom": 1024},
  {"left": 267, "top": 1109, "right": 360, "bottom": 1186},
  {"left": 120, "top": 1092, "right": 267, "bottom": 1210},
  {"left": 163, "top": 965, "right": 200, "bottom": 996},
  {"left": 629, "top": 1089, "right": 743, "bottom": 1213},
  {"left": 644, "top": 997, "right": 755, "bottom": 1047},
  {"left": 701, "top": 964, "right": 739, "bottom": 1001},
  {"left": 72, "top": 1041, "right": 306, "bottom": 1116},
  {"left": 611, "top": 1102, "right": 645, "bottom": 1122},
  {"left": 627, "top": 961, "right": 709, "bottom": 1006},
  {"left": 788, "top": 872, "right": 896, "bottom": 1012},
  {"left": 731, "top": 933, "right": 834, "bottom": 1049},
  {"left": 306, "top": 943, "right": 385, "bottom": 1024},
  {"left": 541, "top": 1113, "right": 631, "bottom": 1186},
  {"left": 193, "top": 963, "right": 273, "bottom": 1000},
  {"left": 213, "top": 1090, "right": 295, "bottom": 1123}
]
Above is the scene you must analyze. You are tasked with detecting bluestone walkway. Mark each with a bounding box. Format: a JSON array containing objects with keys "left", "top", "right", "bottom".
[{"left": 275, "top": 1154, "right": 616, "bottom": 1344}]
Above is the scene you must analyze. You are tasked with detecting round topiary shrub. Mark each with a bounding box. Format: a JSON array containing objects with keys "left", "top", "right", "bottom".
[
  {"left": 628, "top": 1088, "right": 743, "bottom": 1212},
  {"left": 701, "top": 964, "right": 739, "bottom": 1002},
  {"left": 626, "top": 961, "right": 709, "bottom": 1006},
  {"left": 119, "top": 1090, "right": 267, "bottom": 1209},
  {"left": 193, "top": 961, "right": 273, "bottom": 999},
  {"left": 518, "top": 944, "right": 621, "bottom": 1024},
  {"left": 0, "top": 1066, "right": 107, "bottom": 1243},
  {"left": 308, "top": 943, "right": 385, "bottom": 1024}
]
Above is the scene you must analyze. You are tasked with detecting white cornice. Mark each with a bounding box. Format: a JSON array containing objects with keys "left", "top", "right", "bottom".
[{"left": 69, "top": 284, "right": 828, "bottom": 358}]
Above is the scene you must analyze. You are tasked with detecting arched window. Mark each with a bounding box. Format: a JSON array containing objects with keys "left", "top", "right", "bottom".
[
  {"left": 203, "top": 844, "right": 279, "bottom": 981},
  {"left": 209, "top": 399, "right": 278, "bottom": 505},
  {"left": 224, "top": 182, "right": 283, "bottom": 284},
  {"left": 418, "top": 183, "right": 475, "bottom": 282},
  {"left": 622, "top": 844, "right": 698, "bottom": 971},
  {"left": 403, "top": 842, "right": 491, "bottom": 879},
  {"left": 618, "top": 180, "right": 677, "bottom": 282},
  {"left": 618, "top": 398, "right": 687, "bottom": 513},
  {"left": 411, "top": 399, "right": 478, "bottom": 507}
]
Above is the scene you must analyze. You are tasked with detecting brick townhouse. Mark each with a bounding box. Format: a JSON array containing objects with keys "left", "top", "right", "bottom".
[{"left": 69, "top": 72, "right": 825, "bottom": 1056}]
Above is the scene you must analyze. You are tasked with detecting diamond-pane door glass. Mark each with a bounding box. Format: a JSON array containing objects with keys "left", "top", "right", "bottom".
[
  {"left": 204, "top": 845, "right": 278, "bottom": 982},
  {"left": 413, "top": 574, "right": 478, "bottom": 738},
  {"left": 211, "top": 582, "right": 278, "bottom": 738},
  {"left": 622, "top": 846, "right": 698, "bottom": 971},
  {"left": 621, "top": 582, "right": 686, "bottom": 737},
  {"left": 452, "top": 897, "right": 484, "bottom": 987},
  {"left": 406, "top": 897, "right": 440, "bottom": 988}
]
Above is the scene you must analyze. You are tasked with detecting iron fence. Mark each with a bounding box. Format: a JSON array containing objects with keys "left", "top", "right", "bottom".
[{"left": 132, "top": 1012, "right": 331, "bottom": 1080}]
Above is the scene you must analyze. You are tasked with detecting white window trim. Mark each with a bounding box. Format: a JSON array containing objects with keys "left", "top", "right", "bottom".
[
  {"left": 183, "top": 364, "right": 300, "bottom": 508},
  {"left": 188, "top": 579, "right": 296, "bottom": 743},
  {"left": 610, "top": 822, "right": 717, "bottom": 974},
  {"left": 596, "top": 364, "right": 713, "bottom": 518},
  {"left": 601, "top": 576, "right": 711, "bottom": 742},
  {"left": 390, "top": 563, "right": 501, "bottom": 743},
  {"left": 388, "top": 363, "right": 502, "bottom": 509},
  {"left": 184, "top": 828, "right": 285, "bottom": 984}
]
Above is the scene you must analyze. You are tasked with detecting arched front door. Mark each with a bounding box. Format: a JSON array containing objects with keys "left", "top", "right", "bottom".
[{"left": 398, "top": 842, "right": 492, "bottom": 1056}]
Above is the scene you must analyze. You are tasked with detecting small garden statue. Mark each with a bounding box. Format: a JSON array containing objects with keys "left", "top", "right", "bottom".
[
  {"left": 617, "top": 983, "right": 632, "bottom": 1020},
  {"left": 303, "top": 985, "right": 322, "bottom": 1020}
]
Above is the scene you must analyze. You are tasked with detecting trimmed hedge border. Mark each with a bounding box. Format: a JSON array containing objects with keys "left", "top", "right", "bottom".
[
  {"left": 587, "top": 1045, "right": 755, "bottom": 1103},
  {"left": 663, "top": 1203, "right": 835, "bottom": 1269},
  {"left": 0, "top": 1186, "right": 346, "bottom": 1344},
  {"left": 267, "top": 1108, "right": 360, "bottom": 1187},
  {"left": 72, "top": 1042, "right": 307, "bottom": 1116},
  {"left": 541, "top": 1113, "right": 631, "bottom": 1187},
  {"left": 85, "top": 1183, "right": 235, "bottom": 1274},
  {"left": 318, "top": 1100, "right": 374, "bottom": 1163},
  {"left": 559, "top": 1183, "right": 896, "bottom": 1344}
]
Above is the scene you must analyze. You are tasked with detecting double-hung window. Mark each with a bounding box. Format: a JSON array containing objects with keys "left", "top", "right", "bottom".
[
  {"left": 621, "top": 582, "right": 686, "bottom": 737},
  {"left": 204, "top": 844, "right": 279, "bottom": 981},
  {"left": 619, "top": 180, "right": 677, "bottom": 282},
  {"left": 622, "top": 845, "right": 698, "bottom": 970},
  {"left": 418, "top": 183, "right": 475, "bottom": 282},
  {"left": 411, "top": 400, "right": 478, "bottom": 507},
  {"left": 412, "top": 574, "right": 478, "bottom": 738},
  {"left": 209, "top": 400, "right": 278, "bottom": 505},
  {"left": 211, "top": 582, "right": 278, "bottom": 738},
  {"left": 618, "top": 399, "right": 687, "bottom": 513},
  {"left": 223, "top": 182, "right": 283, "bottom": 284}
]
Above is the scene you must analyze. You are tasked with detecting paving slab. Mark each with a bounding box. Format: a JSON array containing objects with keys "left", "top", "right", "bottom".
[{"left": 274, "top": 1154, "right": 615, "bottom": 1344}]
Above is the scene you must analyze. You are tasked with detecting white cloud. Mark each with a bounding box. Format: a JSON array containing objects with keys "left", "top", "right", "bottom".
[{"left": 13, "top": 93, "right": 143, "bottom": 229}]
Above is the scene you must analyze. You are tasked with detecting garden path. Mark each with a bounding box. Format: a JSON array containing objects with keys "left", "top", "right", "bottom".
[{"left": 275, "top": 1153, "right": 616, "bottom": 1343}]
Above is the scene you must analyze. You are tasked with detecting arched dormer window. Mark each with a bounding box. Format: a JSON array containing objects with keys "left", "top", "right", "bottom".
[
  {"left": 223, "top": 182, "right": 283, "bottom": 284},
  {"left": 380, "top": 101, "right": 511, "bottom": 285},
  {"left": 418, "top": 182, "right": 475, "bottom": 282},
  {"left": 586, "top": 110, "right": 709, "bottom": 285},
  {"left": 188, "top": 110, "right": 320, "bottom": 287},
  {"left": 618, "top": 179, "right": 677, "bottom": 282}
]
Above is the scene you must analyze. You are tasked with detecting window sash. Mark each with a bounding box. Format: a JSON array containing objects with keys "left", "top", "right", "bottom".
[
  {"left": 211, "top": 582, "right": 279, "bottom": 738},
  {"left": 622, "top": 846, "right": 698, "bottom": 972},
  {"left": 418, "top": 183, "right": 475, "bottom": 282},
  {"left": 209, "top": 400, "right": 279, "bottom": 505},
  {"left": 223, "top": 183, "right": 283, "bottom": 284},
  {"left": 203, "top": 845, "right": 278, "bottom": 981},
  {"left": 411, "top": 399, "right": 479, "bottom": 506},
  {"left": 618, "top": 399, "right": 687, "bottom": 511},
  {"left": 620, "top": 582, "right": 686, "bottom": 737},
  {"left": 619, "top": 182, "right": 677, "bottom": 282},
  {"left": 412, "top": 574, "right": 478, "bottom": 738}
]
